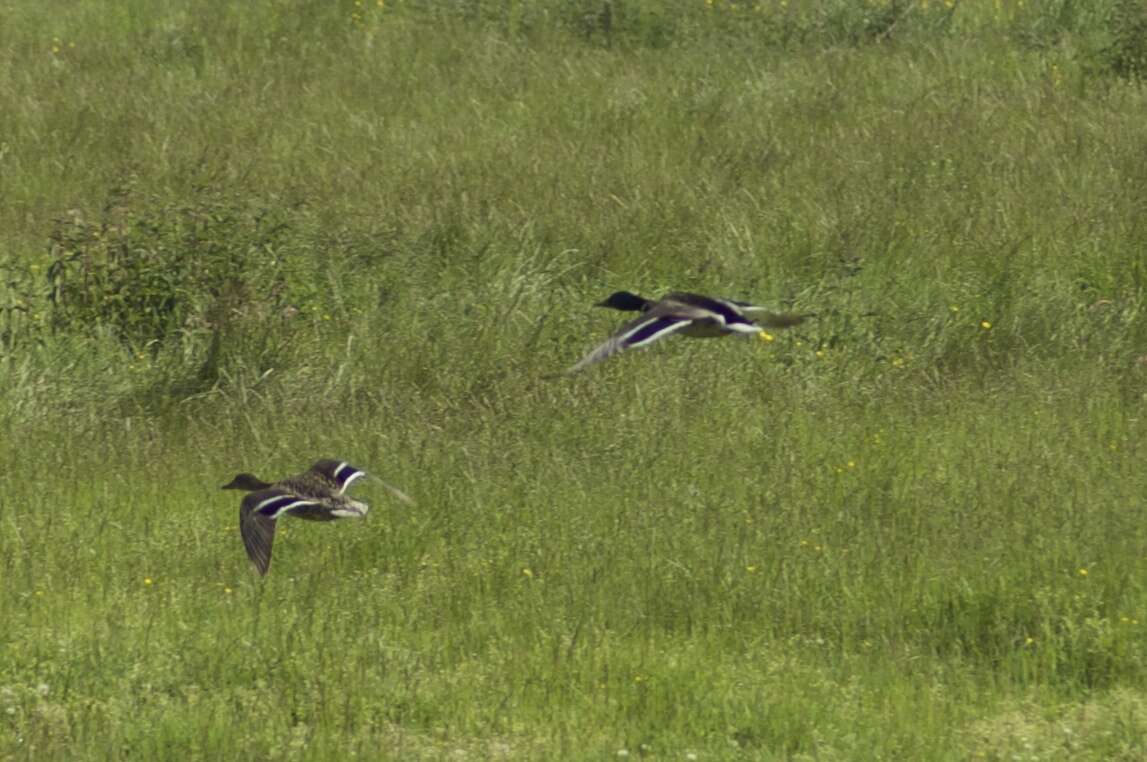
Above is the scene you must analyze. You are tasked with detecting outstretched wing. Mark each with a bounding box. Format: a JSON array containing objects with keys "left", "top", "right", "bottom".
[
  {"left": 376, "top": 479, "right": 415, "bottom": 506},
  {"left": 566, "top": 313, "right": 700, "bottom": 374},
  {"left": 239, "top": 490, "right": 281, "bottom": 576},
  {"left": 664, "top": 292, "right": 746, "bottom": 323},
  {"left": 238, "top": 490, "right": 326, "bottom": 575},
  {"left": 307, "top": 460, "right": 367, "bottom": 495},
  {"left": 668, "top": 292, "right": 809, "bottom": 331}
]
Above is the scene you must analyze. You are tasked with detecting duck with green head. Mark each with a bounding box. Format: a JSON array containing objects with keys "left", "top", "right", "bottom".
[
  {"left": 222, "top": 459, "right": 412, "bottom": 576},
  {"left": 566, "top": 290, "right": 811, "bottom": 373}
]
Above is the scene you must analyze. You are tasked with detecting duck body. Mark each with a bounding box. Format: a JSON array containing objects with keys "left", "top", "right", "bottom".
[
  {"left": 222, "top": 459, "right": 397, "bottom": 576},
  {"left": 567, "top": 290, "right": 808, "bottom": 372}
]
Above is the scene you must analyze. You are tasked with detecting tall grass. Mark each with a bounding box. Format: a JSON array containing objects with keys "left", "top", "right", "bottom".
[{"left": 2, "top": 0, "right": 1147, "bottom": 758}]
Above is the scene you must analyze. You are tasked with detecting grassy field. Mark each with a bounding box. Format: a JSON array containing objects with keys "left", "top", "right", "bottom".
[{"left": 3, "top": 0, "right": 1147, "bottom": 758}]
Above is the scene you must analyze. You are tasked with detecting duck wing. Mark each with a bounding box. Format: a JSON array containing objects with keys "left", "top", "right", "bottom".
[
  {"left": 666, "top": 292, "right": 809, "bottom": 330},
  {"left": 240, "top": 490, "right": 281, "bottom": 575},
  {"left": 658, "top": 292, "right": 755, "bottom": 333},
  {"left": 307, "top": 459, "right": 413, "bottom": 504},
  {"left": 304, "top": 460, "right": 367, "bottom": 495},
  {"left": 566, "top": 310, "right": 708, "bottom": 373},
  {"left": 374, "top": 479, "right": 415, "bottom": 506},
  {"left": 239, "top": 490, "right": 325, "bottom": 575}
]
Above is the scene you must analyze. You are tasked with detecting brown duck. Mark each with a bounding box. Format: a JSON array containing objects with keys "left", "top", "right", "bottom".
[{"left": 222, "top": 459, "right": 412, "bottom": 575}]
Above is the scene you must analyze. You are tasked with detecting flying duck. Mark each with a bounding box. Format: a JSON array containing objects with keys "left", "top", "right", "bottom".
[
  {"left": 222, "top": 459, "right": 413, "bottom": 576},
  {"left": 566, "top": 290, "right": 809, "bottom": 373}
]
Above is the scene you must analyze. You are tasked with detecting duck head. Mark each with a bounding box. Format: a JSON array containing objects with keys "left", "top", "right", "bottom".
[
  {"left": 221, "top": 473, "right": 273, "bottom": 491},
  {"left": 595, "top": 291, "right": 651, "bottom": 312}
]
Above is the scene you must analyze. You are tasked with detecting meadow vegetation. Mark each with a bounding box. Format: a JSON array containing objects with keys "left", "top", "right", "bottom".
[{"left": 3, "top": 0, "right": 1147, "bottom": 758}]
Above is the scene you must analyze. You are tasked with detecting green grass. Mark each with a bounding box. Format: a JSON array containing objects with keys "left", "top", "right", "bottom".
[{"left": 3, "top": 0, "right": 1147, "bottom": 758}]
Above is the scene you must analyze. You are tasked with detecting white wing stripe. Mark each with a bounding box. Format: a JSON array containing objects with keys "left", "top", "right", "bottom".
[
  {"left": 334, "top": 461, "right": 366, "bottom": 494},
  {"left": 254, "top": 495, "right": 319, "bottom": 519},
  {"left": 620, "top": 316, "right": 689, "bottom": 348},
  {"left": 342, "top": 471, "right": 364, "bottom": 491}
]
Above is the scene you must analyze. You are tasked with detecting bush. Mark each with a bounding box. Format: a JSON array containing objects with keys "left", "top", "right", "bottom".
[
  {"left": 44, "top": 186, "right": 313, "bottom": 353},
  {"left": 1099, "top": 0, "right": 1147, "bottom": 81}
]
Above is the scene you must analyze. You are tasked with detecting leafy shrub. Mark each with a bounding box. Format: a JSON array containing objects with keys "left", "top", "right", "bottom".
[
  {"left": 35, "top": 185, "right": 345, "bottom": 399},
  {"left": 1098, "top": 0, "right": 1147, "bottom": 81},
  {"left": 44, "top": 186, "right": 311, "bottom": 353}
]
